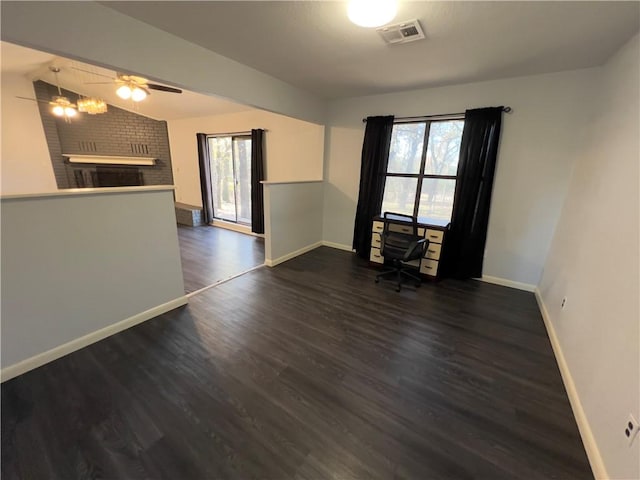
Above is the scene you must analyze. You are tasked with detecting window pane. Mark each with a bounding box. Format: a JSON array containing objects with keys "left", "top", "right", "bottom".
[
  {"left": 418, "top": 178, "right": 456, "bottom": 222},
  {"left": 209, "top": 136, "right": 237, "bottom": 222},
  {"left": 233, "top": 136, "right": 252, "bottom": 225},
  {"left": 387, "top": 123, "right": 425, "bottom": 174},
  {"left": 424, "top": 120, "right": 464, "bottom": 176},
  {"left": 381, "top": 177, "right": 418, "bottom": 217}
]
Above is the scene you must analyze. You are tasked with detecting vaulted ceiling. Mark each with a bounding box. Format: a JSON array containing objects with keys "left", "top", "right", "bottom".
[{"left": 1, "top": 41, "right": 250, "bottom": 121}]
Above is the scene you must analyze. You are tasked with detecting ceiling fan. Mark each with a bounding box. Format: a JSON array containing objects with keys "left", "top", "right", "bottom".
[
  {"left": 16, "top": 66, "right": 79, "bottom": 121},
  {"left": 73, "top": 67, "right": 182, "bottom": 102},
  {"left": 17, "top": 93, "right": 78, "bottom": 117}
]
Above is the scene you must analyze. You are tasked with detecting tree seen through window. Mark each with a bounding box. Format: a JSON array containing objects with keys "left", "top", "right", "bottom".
[{"left": 381, "top": 119, "right": 464, "bottom": 222}]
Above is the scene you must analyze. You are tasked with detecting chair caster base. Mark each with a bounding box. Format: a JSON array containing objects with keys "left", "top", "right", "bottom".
[{"left": 374, "top": 265, "right": 422, "bottom": 293}]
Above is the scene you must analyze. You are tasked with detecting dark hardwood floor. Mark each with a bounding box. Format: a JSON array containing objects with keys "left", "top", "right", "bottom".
[
  {"left": 177, "top": 225, "right": 264, "bottom": 293},
  {"left": 1, "top": 247, "right": 592, "bottom": 479}
]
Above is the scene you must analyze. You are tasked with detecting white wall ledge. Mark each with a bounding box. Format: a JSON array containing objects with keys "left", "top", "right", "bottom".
[
  {"left": 1, "top": 187, "right": 186, "bottom": 374},
  {"left": 1, "top": 185, "right": 175, "bottom": 201}
]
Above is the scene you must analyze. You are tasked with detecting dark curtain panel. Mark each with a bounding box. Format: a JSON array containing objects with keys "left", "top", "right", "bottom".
[
  {"left": 442, "top": 107, "right": 503, "bottom": 279},
  {"left": 352, "top": 115, "right": 395, "bottom": 258},
  {"left": 196, "top": 133, "right": 214, "bottom": 224},
  {"left": 250, "top": 128, "right": 265, "bottom": 234}
]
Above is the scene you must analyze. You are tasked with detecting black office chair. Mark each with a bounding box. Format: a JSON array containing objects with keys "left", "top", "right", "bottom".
[{"left": 375, "top": 212, "right": 429, "bottom": 292}]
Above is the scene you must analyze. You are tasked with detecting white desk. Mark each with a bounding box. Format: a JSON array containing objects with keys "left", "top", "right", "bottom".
[{"left": 370, "top": 215, "right": 449, "bottom": 278}]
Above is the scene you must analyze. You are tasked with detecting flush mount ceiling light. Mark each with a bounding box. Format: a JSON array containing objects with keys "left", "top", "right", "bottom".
[{"left": 348, "top": 0, "right": 397, "bottom": 28}]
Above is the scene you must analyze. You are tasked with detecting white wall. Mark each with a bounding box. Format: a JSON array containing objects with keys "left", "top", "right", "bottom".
[
  {"left": 1, "top": 1, "right": 325, "bottom": 125},
  {"left": 168, "top": 110, "right": 325, "bottom": 207},
  {"left": 538, "top": 34, "right": 639, "bottom": 480},
  {"left": 322, "top": 67, "right": 598, "bottom": 286},
  {"left": 1, "top": 72, "right": 57, "bottom": 194},
  {"left": 264, "top": 181, "right": 324, "bottom": 266},
  {"left": 1, "top": 187, "right": 186, "bottom": 378}
]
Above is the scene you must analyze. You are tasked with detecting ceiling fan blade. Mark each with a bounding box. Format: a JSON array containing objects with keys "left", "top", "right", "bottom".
[
  {"left": 71, "top": 67, "right": 114, "bottom": 79},
  {"left": 84, "top": 82, "right": 115, "bottom": 85},
  {"left": 16, "top": 96, "right": 77, "bottom": 110},
  {"left": 15, "top": 96, "right": 50, "bottom": 104},
  {"left": 147, "top": 83, "right": 182, "bottom": 94}
]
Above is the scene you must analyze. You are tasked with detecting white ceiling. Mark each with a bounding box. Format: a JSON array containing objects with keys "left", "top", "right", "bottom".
[
  {"left": 3, "top": 2, "right": 638, "bottom": 116},
  {"left": 0, "top": 41, "right": 251, "bottom": 121},
  {"left": 103, "top": 1, "right": 640, "bottom": 99}
]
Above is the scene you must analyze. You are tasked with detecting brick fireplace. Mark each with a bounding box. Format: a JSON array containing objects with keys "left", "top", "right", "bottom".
[{"left": 33, "top": 80, "right": 174, "bottom": 190}]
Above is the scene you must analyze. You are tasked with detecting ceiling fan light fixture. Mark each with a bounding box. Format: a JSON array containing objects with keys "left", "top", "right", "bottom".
[
  {"left": 50, "top": 95, "right": 77, "bottom": 119},
  {"left": 348, "top": 0, "right": 397, "bottom": 28},
  {"left": 116, "top": 84, "right": 132, "bottom": 100},
  {"left": 48, "top": 67, "right": 78, "bottom": 120},
  {"left": 52, "top": 105, "right": 65, "bottom": 116},
  {"left": 131, "top": 87, "right": 147, "bottom": 102}
]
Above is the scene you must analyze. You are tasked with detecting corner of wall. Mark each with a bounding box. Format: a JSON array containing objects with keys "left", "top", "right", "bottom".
[
  {"left": 534, "top": 32, "right": 640, "bottom": 480},
  {"left": 534, "top": 289, "right": 608, "bottom": 479}
]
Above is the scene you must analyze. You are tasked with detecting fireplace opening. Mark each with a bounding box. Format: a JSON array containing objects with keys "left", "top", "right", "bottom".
[{"left": 91, "top": 167, "right": 144, "bottom": 187}]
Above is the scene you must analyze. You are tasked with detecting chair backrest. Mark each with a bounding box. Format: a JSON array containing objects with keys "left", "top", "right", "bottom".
[{"left": 380, "top": 212, "right": 424, "bottom": 260}]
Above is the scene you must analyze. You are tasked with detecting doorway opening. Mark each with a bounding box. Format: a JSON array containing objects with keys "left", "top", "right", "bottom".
[{"left": 208, "top": 134, "right": 252, "bottom": 225}]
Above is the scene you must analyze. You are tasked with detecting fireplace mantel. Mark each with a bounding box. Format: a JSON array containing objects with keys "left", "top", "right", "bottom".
[{"left": 63, "top": 154, "right": 156, "bottom": 166}]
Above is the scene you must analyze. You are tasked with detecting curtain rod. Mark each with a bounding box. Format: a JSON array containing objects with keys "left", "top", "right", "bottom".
[
  {"left": 361, "top": 107, "right": 512, "bottom": 123},
  {"left": 205, "top": 129, "right": 268, "bottom": 137}
]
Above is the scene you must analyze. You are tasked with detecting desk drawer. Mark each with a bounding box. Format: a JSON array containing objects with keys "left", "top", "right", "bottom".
[
  {"left": 425, "top": 229, "right": 444, "bottom": 244},
  {"left": 388, "top": 223, "right": 426, "bottom": 237},
  {"left": 424, "top": 242, "right": 442, "bottom": 260},
  {"left": 420, "top": 259, "right": 439, "bottom": 276},
  {"left": 372, "top": 221, "right": 384, "bottom": 233},
  {"left": 370, "top": 247, "right": 384, "bottom": 264},
  {"left": 371, "top": 232, "right": 381, "bottom": 248}
]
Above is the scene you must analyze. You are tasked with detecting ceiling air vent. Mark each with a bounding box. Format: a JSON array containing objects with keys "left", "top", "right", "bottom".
[{"left": 377, "top": 19, "right": 425, "bottom": 45}]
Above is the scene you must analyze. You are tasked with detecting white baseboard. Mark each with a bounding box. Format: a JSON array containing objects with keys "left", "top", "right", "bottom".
[
  {"left": 480, "top": 275, "right": 536, "bottom": 292},
  {"left": 322, "top": 240, "right": 354, "bottom": 252},
  {"left": 265, "top": 241, "right": 323, "bottom": 267},
  {"left": 534, "top": 289, "right": 607, "bottom": 480},
  {"left": 1, "top": 296, "right": 188, "bottom": 383}
]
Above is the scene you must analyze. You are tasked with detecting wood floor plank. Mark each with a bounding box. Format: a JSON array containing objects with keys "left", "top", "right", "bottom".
[
  {"left": 1, "top": 247, "right": 592, "bottom": 479},
  {"left": 177, "top": 225, "right": 264, "bottom": 293}
]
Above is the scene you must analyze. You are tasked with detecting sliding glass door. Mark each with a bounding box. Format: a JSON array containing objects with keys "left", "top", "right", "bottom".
[{"left": 208, "top": 135, "right": 252, "bottom": 225}]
